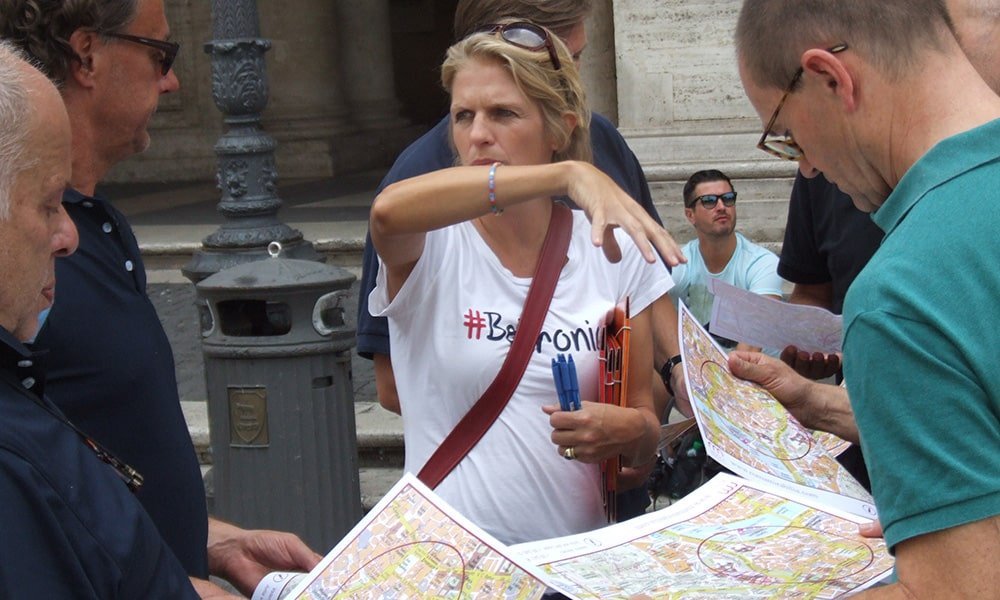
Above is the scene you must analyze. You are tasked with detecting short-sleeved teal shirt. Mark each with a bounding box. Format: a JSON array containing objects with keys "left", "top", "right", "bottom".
[{"left": 843, "top": 118, "right": 1000, "bottom": 552}]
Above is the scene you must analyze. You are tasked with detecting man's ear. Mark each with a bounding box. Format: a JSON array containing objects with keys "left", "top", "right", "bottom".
[
  {"left": 684, "top": 206, "right": 696, "bottom": 225},
  {"left": 67, "top": 28, "right": 100, "bottom": 88},
  {"left": 801, "top": 47, "right": 856, "bottom": 112}
]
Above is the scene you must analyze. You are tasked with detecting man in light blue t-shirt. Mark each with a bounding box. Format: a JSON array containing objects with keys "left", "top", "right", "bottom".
[{"left": 669, "top": 169, "right": 784, "bottom": 351}]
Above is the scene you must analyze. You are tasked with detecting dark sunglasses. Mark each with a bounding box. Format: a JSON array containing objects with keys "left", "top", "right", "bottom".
[
  {"left": 479, "top": 21, "right": 561, "bottom": 70},
  {"left": 689, "top": 191, "right": 737, "bottom": 209},
  {"left": 104, "top": 32, "right": 179, "bottom": 76}
]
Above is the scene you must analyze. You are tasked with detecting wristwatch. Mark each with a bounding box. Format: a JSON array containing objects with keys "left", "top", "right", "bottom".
[{"left": 659, "top": 354, "right": 683, "bottom": 396}]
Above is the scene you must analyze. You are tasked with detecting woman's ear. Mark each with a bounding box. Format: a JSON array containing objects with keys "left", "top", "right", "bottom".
[
  {"left": 553, "top": 112, "right": 579, "bottom": 151},
  {"left": 561, "top": 112, "right": 579, "bottom": 132}
]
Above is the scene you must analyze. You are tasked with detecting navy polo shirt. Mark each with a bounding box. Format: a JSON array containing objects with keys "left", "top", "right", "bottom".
[
  {"left": 778, "top": 172, "right": 883, "bottom": 491},
  {"left": 0, "top": 327, "right": 197, "bottom": 597},
  {"left": 778, "top": 172, "right": 883, "bottom": 315},
  {"left": 33, "top": 188, "right": 209, "bottom": 578},
  {"left": 356, "top": 111, "right": 662, "bottom": 359}
]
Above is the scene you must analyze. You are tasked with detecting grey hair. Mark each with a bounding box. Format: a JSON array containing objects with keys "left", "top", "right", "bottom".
[{"left": 0, "top": 40, "right": 37, "bottom": 220}]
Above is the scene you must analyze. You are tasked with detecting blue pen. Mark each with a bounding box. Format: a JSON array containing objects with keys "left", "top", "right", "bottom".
[
  {"left": 566, "top": 354, "right": 581, "bottom": 410},
  {"left": 558, "top": 355, "right": 573, "bottom": 410},
  {"left": 552, "top": 357, "right": 570, "bottom": 411}
]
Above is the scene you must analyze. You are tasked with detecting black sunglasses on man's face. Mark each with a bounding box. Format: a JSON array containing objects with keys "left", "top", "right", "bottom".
[
  {"left": 104, "top": 32, "right": 179, "bottom": 76},
  {"left": 689, "top": 191, "right": 737, "bottom": 209}
]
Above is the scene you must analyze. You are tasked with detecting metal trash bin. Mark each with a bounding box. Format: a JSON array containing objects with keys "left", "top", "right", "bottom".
[{"left": 196, "top": 243, "right": 361, "bottom": 552}]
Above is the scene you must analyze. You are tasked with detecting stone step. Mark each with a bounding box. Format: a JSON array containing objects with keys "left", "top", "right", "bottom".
[
  {"left": 359, "top": 466, "right": 405, "bottom": 512},
  {"left": 353, "top": 401, "right": 406, "bottom": 468}
]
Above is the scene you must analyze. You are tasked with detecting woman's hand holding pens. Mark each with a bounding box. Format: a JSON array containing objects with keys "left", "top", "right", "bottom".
[{"left": 543, "top": 402, "right": 650, "bottom": 465}]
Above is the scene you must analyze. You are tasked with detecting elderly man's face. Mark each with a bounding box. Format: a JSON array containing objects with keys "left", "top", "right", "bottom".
[{"left": 0, "top": 69, "right": 77, "bottom": 341}]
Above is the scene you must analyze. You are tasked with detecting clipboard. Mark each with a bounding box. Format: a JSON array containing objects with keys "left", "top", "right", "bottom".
[{"left": 597, "top": 298, "right": 630, "bottom": 523}]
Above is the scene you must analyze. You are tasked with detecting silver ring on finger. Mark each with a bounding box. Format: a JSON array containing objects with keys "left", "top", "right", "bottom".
[{"left": 562, "top": 446, "right": 576, "bottom": 460}]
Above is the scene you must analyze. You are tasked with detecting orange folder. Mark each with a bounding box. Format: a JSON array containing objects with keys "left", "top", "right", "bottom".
[{"left": 598, "top": 298, "right": 630, "bottom": 523}]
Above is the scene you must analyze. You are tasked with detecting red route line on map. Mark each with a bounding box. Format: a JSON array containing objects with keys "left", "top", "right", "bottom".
[
  {"left": 695, "top": 524, "right": 876, "bottom": 585},
  {"left": 542, "top": 486, "right": 883, "bottom": 596},
  {"left": 697, "top": 359, "right": 813, "bottom": 461},
  {"left": 331, "top": 540, "right": 468, "bottom": 597}
]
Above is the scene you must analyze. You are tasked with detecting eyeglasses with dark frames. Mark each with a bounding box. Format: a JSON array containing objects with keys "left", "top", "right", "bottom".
[
  {"left": 479, "top": 21, "right": 562, "bottom": 70},
  {"left": 757, "top": 43, "right": 849, "bottom": 161},
  {"left": 104, "top": 32, "right": 179, "bottom": 77},
  {"left": 688, "top": 191, "right": 737, "bottom": 209}
]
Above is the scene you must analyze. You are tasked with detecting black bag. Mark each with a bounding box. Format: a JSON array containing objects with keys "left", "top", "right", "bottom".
[{"left": 647, "top": 429, "right": 724, "bottom": 508}]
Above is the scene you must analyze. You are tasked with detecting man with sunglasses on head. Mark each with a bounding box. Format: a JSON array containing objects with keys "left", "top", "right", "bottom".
[
  {"left": 668, "top": 169, "right": 784, "bottom": 353},
  {"left": 735, "top": 0, "right": 1000, "bottom": 595},
  {"left": 357, "top": 0, "right": 690, "bottom": 520},
  {"left": 0, "top": 1, "right": 320, "bottom": 597}
]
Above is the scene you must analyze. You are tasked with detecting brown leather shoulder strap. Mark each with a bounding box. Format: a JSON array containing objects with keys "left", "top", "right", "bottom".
[{"left": 418, "top": 204, "right": 574, "bottom": 488}]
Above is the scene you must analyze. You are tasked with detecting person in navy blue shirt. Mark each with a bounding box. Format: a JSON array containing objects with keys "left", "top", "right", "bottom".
[
  {"left": 358, "top": 0, "right": 688, "bottom": 521},
  {"left": 777, "top": 172, "right": 882, "bottom": 492},
  {"left": 0, "top": 0, "right": 321, "bottom": 596},
  {"left": 0, "top": 41, "right": 198, "bottom": 599}
]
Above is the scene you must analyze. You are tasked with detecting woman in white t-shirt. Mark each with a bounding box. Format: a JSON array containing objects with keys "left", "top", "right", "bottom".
[{"left": 369, "top": 22, "right": 677, "bottom": 544}]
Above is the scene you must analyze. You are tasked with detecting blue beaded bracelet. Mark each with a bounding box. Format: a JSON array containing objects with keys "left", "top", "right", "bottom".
[{"left": 488, "top": 162, "right": 503, "bottom": 215}]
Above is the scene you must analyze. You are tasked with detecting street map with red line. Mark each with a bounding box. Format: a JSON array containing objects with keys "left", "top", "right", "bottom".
[{"left": 285, "top": 474, "right": 550, "bottom": 600}]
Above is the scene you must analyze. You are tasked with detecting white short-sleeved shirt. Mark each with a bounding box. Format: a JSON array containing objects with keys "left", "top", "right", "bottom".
[{"left": 370, "top": 210, "right": 673, "bottom": 544}]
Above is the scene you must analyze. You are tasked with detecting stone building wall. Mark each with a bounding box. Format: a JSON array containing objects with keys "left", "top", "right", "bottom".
[
  {"left": 111, "top": 0, "right": 798, "bottom": 244},
  {"left": 610, "top": 0, "right": 797, "bottom": 243}
]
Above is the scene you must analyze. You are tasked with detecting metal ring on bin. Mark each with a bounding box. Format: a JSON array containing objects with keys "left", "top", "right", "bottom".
[{"left": 267, "top": 241, "right": 282, "bottom": 257}]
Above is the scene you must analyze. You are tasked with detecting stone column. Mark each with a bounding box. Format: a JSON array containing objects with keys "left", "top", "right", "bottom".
[
  {"left": 322, "top": 0, "right": 422, "bottom": 171},
  {"left": 612, "top": 0, "right": 796, "bottom": 243},
  {"left": 259, "top": 0, "right": 356, "bottom": 178},
  {"left": 581, "top": 0, "right": 619, "bottom": 123},
  {"left": 334, "top": 0, "right": 408, "bottom": 131}
]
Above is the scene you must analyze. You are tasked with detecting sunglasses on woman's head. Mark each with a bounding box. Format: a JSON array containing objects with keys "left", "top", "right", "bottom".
[{"left": 478, "top": 21, "right": 561, "bottom": 70}]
